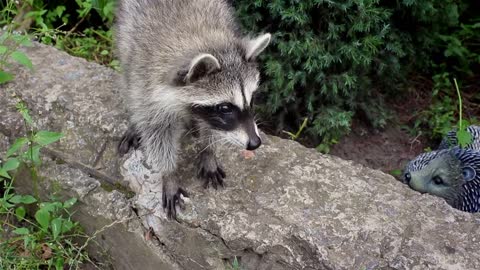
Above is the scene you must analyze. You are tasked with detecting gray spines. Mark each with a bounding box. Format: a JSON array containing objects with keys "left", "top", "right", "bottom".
[
  {"left": 450, "top": 148, "right": 480, "bottom": 212},
  {"left": 405, "top": 149, "right": 445, "bottom": 173},
  {"left": 407, "top": 125, "right": 480, "bottom": 173},
  {"left": 438, "top": 125, "right": 480, "bottom": 151}
]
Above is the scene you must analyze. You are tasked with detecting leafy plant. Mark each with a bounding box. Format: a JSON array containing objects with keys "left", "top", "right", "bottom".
[
  {"left": 453, "top": 78, "right": 473, "bottom": 148},
  {"left": 0, "top": 193, "right": 86, "bottom": 269},
  {"left": 412, "top": 76, "right": 476, "bottom": 145},
  {"left": 0, "top": 14, "right": 34, "bottom": 83},
  {"left": 5, "top": 0, "right": 119, "bottom": 69},
  {"left": 233, "top": 0, "right": 409, "bottom": 149},
  {"left": 0, "top": 100, "right": 90, "bottom": 269},
  {"left": 0, "top": 28, "right": 91, "bottom": 269}
]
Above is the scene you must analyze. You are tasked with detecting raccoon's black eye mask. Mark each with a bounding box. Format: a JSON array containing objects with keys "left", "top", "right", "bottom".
[{"left": 191, "top": 103, "right": 253, "bottom": 131}]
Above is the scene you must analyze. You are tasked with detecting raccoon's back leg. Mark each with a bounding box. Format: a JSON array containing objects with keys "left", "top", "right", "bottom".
[
  {"left": 195, "top": 129, "right": 226, "bottom": 189},
  {"left": 118, "top": 125, "right": 141, "bottom": 156}
]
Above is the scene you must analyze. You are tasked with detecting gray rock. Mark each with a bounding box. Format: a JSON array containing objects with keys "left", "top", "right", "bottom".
[{"left": 1, "top": 42, "right": 480, "bottom": 270}]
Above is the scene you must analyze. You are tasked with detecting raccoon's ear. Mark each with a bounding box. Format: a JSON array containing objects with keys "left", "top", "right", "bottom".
[
  {"left": 244, "top": 33, "right": 271, "bottom": 61},
  {"left": 184, "top": 53, "right": 221, "bottom": 83}
]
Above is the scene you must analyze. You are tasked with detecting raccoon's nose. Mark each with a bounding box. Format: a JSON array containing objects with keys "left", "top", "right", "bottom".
[{"left": 247, "top": 136, "right": 261, "bottom": 150}]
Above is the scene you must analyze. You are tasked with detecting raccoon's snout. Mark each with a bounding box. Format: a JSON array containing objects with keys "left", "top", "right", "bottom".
[
  {"left": 247, "top": 135, "right": 261, "bottom": 150},
  {"left": 244, "top": 121, "right": 261, "bottom": 150}
]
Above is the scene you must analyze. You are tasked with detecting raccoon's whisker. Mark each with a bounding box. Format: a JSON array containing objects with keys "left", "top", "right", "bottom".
[
  {"left": 256, "top": 121, "right": 268, "bottom": 127},
  {"left": 194, "top": 133, "right": 216, "bottom": 144},
  {"left": 224, "top": 134, "right": 244, "bottom": 147},
  {"left": 183, "top": 126, "right": 202, "bottom": 138},
  {"left": 196, "top": 137, "right": 229, "bottom": 157}
]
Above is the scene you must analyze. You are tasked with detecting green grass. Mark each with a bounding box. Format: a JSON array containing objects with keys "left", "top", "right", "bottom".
[{"left": 0, "top": 24, "right": 92, "bottom": 269}]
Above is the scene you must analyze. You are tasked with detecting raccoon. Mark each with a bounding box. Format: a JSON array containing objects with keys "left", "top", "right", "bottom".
[{"left": 115, "top": 0, "right": 271, "bottom": 219}]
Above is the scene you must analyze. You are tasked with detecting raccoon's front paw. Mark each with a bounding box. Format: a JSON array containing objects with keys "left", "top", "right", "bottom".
[
  {"left": 162, "top": 183, "right": 189, "bottom": 220},
  {"left": 197, "top": 150, "right": 226, "bottom": 189},
  {"left": 118, "top": 127, "right": 141, "bottom": 156},
  {"left": 198, "top": 166, "right": 226, "bottom": 189}
]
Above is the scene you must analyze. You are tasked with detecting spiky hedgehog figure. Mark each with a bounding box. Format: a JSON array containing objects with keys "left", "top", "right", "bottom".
[{"left": 404, "top": 125, "right": 480, "bottom": 212}]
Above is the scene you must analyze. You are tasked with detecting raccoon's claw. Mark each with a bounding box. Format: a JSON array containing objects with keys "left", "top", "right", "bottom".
[
  {"left": 198, "top": 167, "right": 226, "bottom": 190},
  {"left": 162, "top": 187, "right": 189, "bottom": 220},
  {"left": 118, "top": 127, "right": 141, "bottom": 156}
]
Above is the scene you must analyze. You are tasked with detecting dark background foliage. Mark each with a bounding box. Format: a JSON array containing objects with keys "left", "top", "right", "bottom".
[{"left": 232, "top": 0, "right": 479, "bottom": 150}]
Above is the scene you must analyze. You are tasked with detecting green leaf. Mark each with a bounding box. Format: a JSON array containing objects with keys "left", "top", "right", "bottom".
[
  {"left": 16, "top": 102, "right": 33, "bottom": 126},
  {"left": 13, "top": 227, "right": 30, "bottom": 235},
  {"left": 0, "top": 71, "right": 14, "bottom": 84},
  {"left": 1, "top": 199, "right": 14, "bottom": 208},
  {"left": 7, "top": 137, "right": 29, "bottom": 157},
  {"left": 457, "top": 129, "right": 473, "bottom": 148},
  {"left": 23, "top": 196, "right": 37, "bottom": 204},
  {"left": 11, "top": 51, "right": 33, "bottom": 70},
  {"left": 55, "top": 257, "right": 65, "bottom": 270},
  {"left": 54, "top": 5, "right": 66, "bottom": 17},
  {"left": 390, "top": 169, "right": 402, "bottom": 176},
  {"left": 62, "top": 219, "right": 74, "bottom": 233},
  {"left": 51, "top": 217, "right": 62, "bottom": 239},
  {"left": 39, "top": 201, "right": 61, "bottom": 212},
  {"left": 109, "top": 59, "right": 120, "bottom": 69},
  {"left": 100, "top": 49, "right": 109, "bottom": 55},
  {"left": 25, "top": 145, "right": 41, "bottom": 165},
  {"left": 0, "top": 45, "right": 7, "bottom": 54},
  {"left": 9, "top": 195, "right": 23, "bottom": 204},
  {"left": 15, "top": 206, "right": 26, "bottom": 221},
  {"left": 33, "top": 131, "right": 64, "bottom": 146},
  {"left": 0, "top": 168, "right": 11, "bottom": 179},
  {"left": 11, "top": 34, "right": 33, "bottom": 47},
  {"left": 35, "top": 209, "right": 50, "bottom": 230},
  {"left": 9, "top": 195, "right": 37, "bottom": 204},
  {"left": 2, "top": 158, "right": 20, "bottom": 172},
  {"left": 63, "top": 198, "right": 77, "bottom": 209}
]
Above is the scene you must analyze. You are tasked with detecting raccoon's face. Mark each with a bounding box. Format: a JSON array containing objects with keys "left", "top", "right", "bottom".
[
  {"left": 190, "top": 68, "right": 262, "bottom": 150},
  {"left": 175, "top": 34, "right": 271, "bottom": 150}
]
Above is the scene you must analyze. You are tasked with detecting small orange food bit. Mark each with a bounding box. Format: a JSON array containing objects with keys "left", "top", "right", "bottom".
[{"left": 241, "top": 150, "right": 255, "bottom": 159}]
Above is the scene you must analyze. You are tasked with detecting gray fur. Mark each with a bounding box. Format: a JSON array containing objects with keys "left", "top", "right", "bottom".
[{"left": 115, "top": 0, "right": 270, "bottom": 219}]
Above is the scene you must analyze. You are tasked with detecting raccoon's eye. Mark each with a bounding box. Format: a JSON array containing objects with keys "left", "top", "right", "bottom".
[
  {"left": 217, "top": 104, "right": 233, "bottom": 114},
  {"left": 432, "top": 176, "right": 444, "bottom": 185}
]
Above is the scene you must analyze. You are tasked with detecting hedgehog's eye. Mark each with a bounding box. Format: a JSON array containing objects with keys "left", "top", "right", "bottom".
[
  {"left": 217, "top": 103, "right": 233, "bottom": 114},
  {"left": 432, "top": 176, "right": 444, "bottom": 185},
  {"left": 404, "top": 172, "right": 411, "bottom": 183}
]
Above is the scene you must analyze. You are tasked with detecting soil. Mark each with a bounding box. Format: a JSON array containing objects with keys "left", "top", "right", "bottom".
[
  {"left": 329, "top": 78, "right": 480, "bottom": 178},
  {"left": 329, "top": 120, "right": 427, "bottom": 177},
  {"left": 329, "top": 85, "right": 432, "bottom": 178}
]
